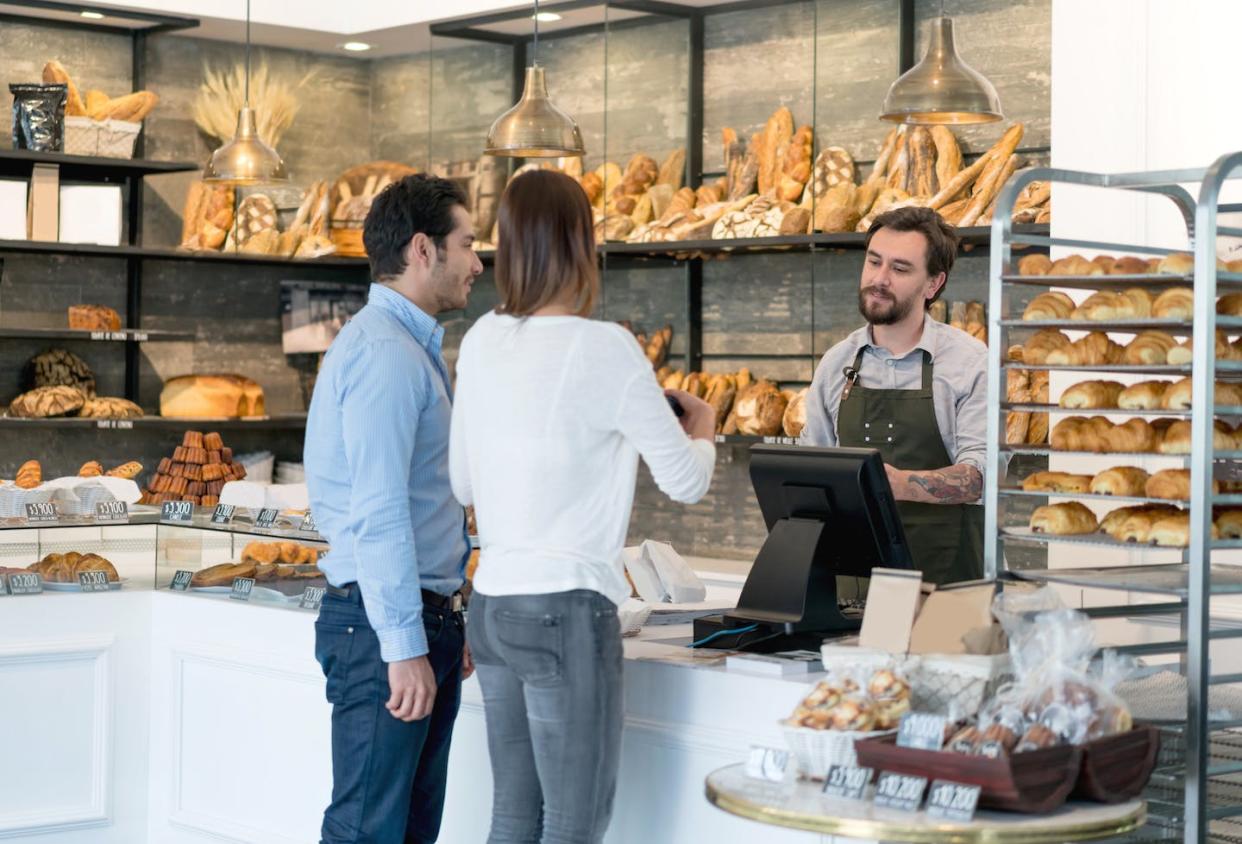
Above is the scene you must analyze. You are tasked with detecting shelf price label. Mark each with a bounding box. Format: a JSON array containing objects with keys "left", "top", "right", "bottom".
[
  {"left": 161, "top": 501, "right": 193, "bottom": 524},
  {"left": 7, "top": 572, "right": 43, "bottom": 595},
  {"left": 299, "top": 511, "right": 316, "bottom": 533},
  {"left": 299, "top": 586, "right": 325, "bottom": 611},
  {"left": 744, "top": 746, "right": 789, "bottom": 783},
  {"left": 24, "top": 502, "right": 58, "bottom": 524},
  {"left": 210, "top": 504, "right": 235, "bottom": 525},
  {"left": 77, "top": 571, "right": 111, "bottom": 592},
  {"left": 254, "top": 508, "right": 279, "bottom": 529},
  {"left": 229, "top": 577, "right": 255, "bottom": 601},
  {"left": 94, "top": 501, "right": 128, "bottom": 524},
  {"left": 873, "top": 772, "right": 927, "bottom": 813},
  {"left": 90, "top": 330, "right": 128, "bottom": 341},
  {"left": 822, "top": 765, "right": 873, "bottom": 801},
  {"left": 896, "top": 712, "right": 947, "bottom": 751},
  {"left": 96, "top": 419, "right": 134, "bottom": 430},
  {"left": 925, "top": 780, "right": 981, "bottom": 822},
  {"left": 169, "top": 570, "right": 193, "bottom": 591}
]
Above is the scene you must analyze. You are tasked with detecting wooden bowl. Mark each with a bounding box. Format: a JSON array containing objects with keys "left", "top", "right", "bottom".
[
  {"left": 1071, "top": 726, "right": 1160, "bottom": 803},
  {"left": 853, "top": 734, "right": 1082, "bottom": 814}
]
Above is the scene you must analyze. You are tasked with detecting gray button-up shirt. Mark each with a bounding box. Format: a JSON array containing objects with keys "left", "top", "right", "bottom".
[{"left": 800, "top": 314, "right": 989, "bottom": 479}]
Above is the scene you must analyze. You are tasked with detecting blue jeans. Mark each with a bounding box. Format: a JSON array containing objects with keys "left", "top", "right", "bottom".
[
  {"left": 315, "top": 588, "right": 464, "bottom": 844},
  {"left": 467, "top": 589, "right": 624, "bottom": 844}
]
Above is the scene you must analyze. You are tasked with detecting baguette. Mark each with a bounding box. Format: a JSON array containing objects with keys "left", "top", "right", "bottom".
[
  {"left": 101, "top": 90, "right": 158, "bottom": 123},
  {"left": 907, "top": 127, "right": 937, "bottom": 197},
  {"left": 929, "top": 126, "right": 963, "bottom": 195},
  {"left": 42, "top": 61, "right": 86, "bottom": 117},
  {"left": 958, "top": 153, "right": 1020, "bottom": 228},
  {"left": 84, "top": 90, "right": 111, "bottom": 121}
]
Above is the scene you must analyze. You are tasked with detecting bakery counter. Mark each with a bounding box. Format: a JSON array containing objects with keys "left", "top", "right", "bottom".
[{"left": 0, "top": 557, "right": 838, "bottom": 844}]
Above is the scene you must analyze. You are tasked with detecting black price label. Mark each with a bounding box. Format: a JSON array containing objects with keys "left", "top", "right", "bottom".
[
  {"left": 94, "top": 500, "right": 128, "bottom": 524},
  {"left": 170, "top": 570, "right": 193, "bottom": 591},
  {"left": 210, "top": 504, "right": 236, "bottom": 525},
  {"left": 299, "top": 585, "right": 325, "bottom": 611},
  {"left": 896, "top": 712, "right": 947, "bottom": 751},
  {"left": 744, "top": 746, "right": 789, "bottom": 783},
  {"left": 925, "top": 780, "right": 981, "bottom": 822},
  {"left": 161, "top": 501, "right": 193, "bottom": 523},
  {"left": 229, "top": 577, "right": 255, "bottom": 601},
  {"left": 24, "top": 502, "right": 58, "bottom": 523},
  {"left": 254, "top": 508, "right": 279, "bottom": 529},
  {"left": 823, "top": 765, "right": 873, "bottom": 801},
  {"left": 873, "top": 772, "right": 928, "bottom": 812},
  {"left": 7, "top": 572, "right": 42, "bottom": 595},
  {"left": 299, "top": 511, "right": 316, "bottom": 533},
  {"left": 77, "top": 570, "right": 111, "bottom": 592}
]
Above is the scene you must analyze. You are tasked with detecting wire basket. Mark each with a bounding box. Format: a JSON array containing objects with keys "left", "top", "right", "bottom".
[
  {"left": 64, "top": 116, "right": 140, "bottom": 158},
  {"left": 912, "top": 653, "right": 1011, "bottom": 717}
]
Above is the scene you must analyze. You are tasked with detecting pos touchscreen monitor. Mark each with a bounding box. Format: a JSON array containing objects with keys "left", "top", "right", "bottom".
[{"left": 726, "top": 444, "right": 913, "bottom": 641}]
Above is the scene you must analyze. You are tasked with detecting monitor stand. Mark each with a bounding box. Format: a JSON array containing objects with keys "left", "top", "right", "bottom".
[{"left": 692, "top": 516, "right": 862, "bottom": 653}]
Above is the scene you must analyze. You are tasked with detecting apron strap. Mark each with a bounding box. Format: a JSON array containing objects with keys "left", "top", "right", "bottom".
[{"left": 920, "top": 350, "right": 934, "bottom": 391}]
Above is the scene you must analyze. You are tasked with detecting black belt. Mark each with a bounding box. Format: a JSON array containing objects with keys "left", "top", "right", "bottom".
[{"left": 325, "top": 582, "right": 464, "bottom": 613}]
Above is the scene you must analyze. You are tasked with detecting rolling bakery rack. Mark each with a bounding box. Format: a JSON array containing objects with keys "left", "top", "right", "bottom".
[{"left": 984, "top": 151, "right": 1242, "bottom": 842}]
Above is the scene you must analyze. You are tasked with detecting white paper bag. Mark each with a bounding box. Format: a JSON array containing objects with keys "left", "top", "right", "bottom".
[{"left": 641, "top": 540, "right": 706, "bottom": 603}]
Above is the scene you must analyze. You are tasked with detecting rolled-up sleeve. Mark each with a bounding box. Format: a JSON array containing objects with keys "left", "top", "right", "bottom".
[{"left": 340, "top": 340, "right": 428, "bottom": 662}]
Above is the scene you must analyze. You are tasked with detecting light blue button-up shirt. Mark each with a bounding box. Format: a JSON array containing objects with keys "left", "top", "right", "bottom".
[{"left": 304, "top": 283, "right": 469, "bottom": 662}]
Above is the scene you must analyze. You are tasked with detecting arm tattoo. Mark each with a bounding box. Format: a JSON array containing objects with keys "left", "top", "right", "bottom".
[{"left": 895, "top": 464, "right": 983, "bottom": 505}]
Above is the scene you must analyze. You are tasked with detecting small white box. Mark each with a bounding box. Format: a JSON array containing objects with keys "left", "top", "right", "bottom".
[
  {"left": 58, "top": 184, "right": 123, "bottom": 246},
  {"left": 0, "top": 180, "right": 27, "bottom": 240}
]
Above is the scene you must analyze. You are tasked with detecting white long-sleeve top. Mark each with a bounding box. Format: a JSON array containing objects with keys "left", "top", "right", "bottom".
[{"left": 449, "top": 311, "right": 716, "bottom": 605}]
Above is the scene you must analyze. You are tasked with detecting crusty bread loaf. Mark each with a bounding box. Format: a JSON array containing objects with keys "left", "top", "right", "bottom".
[
  {"left": 1030, "top": 501, "right": 1098, "bottom": 535},
  {"left": 1089, "top": 466, "right": 1149, "bottom": 497},
  {"left": 42, "top": 61, "right": 85, "bottom": 116},
  {"left": 68, "top": 304, "right": 121, "bottom": 332},
  {"left": 160, "top": 374, "right": 265, "bottom": 419},
  {"left": 1059, "top": 380, "right": 1124, "bottom": 409},
  {"left": 1022, "top": 471, "right": 1092, "bottom": 493}
]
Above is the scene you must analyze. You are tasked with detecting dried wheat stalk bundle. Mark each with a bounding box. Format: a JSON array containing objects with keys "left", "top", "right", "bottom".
[{"left": 192, "top": 62, "right": 304, "bottom": 147}]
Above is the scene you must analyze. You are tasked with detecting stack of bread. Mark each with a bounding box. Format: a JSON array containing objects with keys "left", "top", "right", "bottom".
[
  {"left": 44, "top": 60, "right": 159, "bottom": 123},
  {"left": 656, "top": 367, "right": 806, "bottom": 438},
  {"left": 189, "top": 542, "right": 322, "bottom": 588},
  {"left": 5, "top": 349, "right": 143, "bottom": 420},
  {"left": 180, "top": 181, "right": 335, "bottom": 259},
  {"left": 619, "top": 323, "right": 673, "bottom": 370},
  {"left": 588, "top": 149, "right": 694, "bottom": 243},
  {"left": 786, "top": 667, "right": 912, "bottom": 732},
  {"left": 139, "top": 430, "right": 247, "bottom": 507},
  {"left": 1027, "top": 493, "right": 1242, "bottom": 549}
]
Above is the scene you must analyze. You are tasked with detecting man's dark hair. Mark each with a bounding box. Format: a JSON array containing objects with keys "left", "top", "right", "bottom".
[
  {"left": 362, "top": 174, "right": 468, "bottom": 282},
  {"left": 865, "top": 205, "right": 959, "bottom": 306}
]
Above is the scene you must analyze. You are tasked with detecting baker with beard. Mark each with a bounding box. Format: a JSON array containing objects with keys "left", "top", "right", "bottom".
[{"left": 801, "top": 206, "right": 987, "bottom": 585}]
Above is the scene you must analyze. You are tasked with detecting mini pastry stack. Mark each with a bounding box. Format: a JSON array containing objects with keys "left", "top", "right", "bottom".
[{"left": 140, "top": 430, "right": 247, "bottom": 506}]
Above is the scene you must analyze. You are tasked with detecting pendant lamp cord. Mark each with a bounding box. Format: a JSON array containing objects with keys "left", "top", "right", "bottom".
[
  {"left": 532, "top": 0, "right": 539, "bottom": 65},
  {"left": 244, "top": 0, "right": 251, "bottom": 105}
]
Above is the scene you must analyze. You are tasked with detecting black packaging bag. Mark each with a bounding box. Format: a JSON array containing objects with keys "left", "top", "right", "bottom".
[{"left": 10, "top": 83, "right": 68, "bottom": 152}]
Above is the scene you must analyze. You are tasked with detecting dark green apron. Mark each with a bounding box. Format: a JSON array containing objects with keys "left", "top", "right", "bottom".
[{"left": 836, "top": 347, "right": 984, "bottom": 586}]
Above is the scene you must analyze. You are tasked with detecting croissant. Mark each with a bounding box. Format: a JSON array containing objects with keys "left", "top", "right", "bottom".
[
  {"left": 1152, "top": 287, "right": 1194, "bottom": 319},
  {"left": 1022, "top": 329, "right": 1072, "bottom": 364},
  {"left": 1146, "top": 469, "right": 1218, "bottom": 501},
  {"left": 1018, "top": 254, "right": 1052, "bottom": 276},
  {"left": 1117, "top": 380, "right": 1170, "bottom": 410},
  {"left": 1022, "top": 471, "right": 1092, "bottom": 493},
  {"left": 1219, "top": 294, "right": 1242, "bottom": 317},
  {"left": 1217, "top": 509, "right": 1242, "bottom": 539},
  {"left": 1030, "top": 501, "right": 1099, "bottom": 535},
  {"left": 1050, "top": 416, "right": 1117, "bottom": 452},
  {"left": 1089, "top": 466, "right": 1150, "bottom": 497},
  {"left": 1059, "top": 380, "right": 1124, "bottom": 409},
  {"left": 1151, "top": 511, "right": 1218, "bottom": 547},
  {"left": 1103, "top": 418, "right": 1159, "bottom": 453},
  {"left": 1071, "top": 288, "right": 1152, "bottom": 320},
  {"left": 1156, "top": 253, "right": 1194, "bottom": 276},
  {"left": 1101, "top": 504, "right": 1178, "bottom": 539},
  {"left": 1157, "top": 419, "right": 1236, "bottom": 454},
  {"left": 1044, "top": 332, "right": 1124, "bottom": 366},
  {"left": 1110, "top": 256, "right": 1151, "bottom": 275},
  {"left": 1167, "top": 331, "right": 1242, "bottom": 365},
  {"left": 16, "top": 459, "right": 41, "bottom": 490},
  {"left": 1022, "top": 291, "right": 1075, "bottom": 321},
  {"left": 1122, "top": 331, "right": 1178, "bottom": 365},
  {"left": 1092, "top": 255, "right": 1117, "bottom": 274},
  {"left": 1048, "top": 255, "right": 1099, "bottom": 276},
  {"left": 1159, "top": 378, "right": 1242, "bottom": 410}
]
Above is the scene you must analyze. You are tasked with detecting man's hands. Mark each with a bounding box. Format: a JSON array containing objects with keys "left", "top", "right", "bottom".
[
  {"left": 387, "top": 656, "right": 437, "bottom": 721},
  {"left": 885, "top": 463, "right": 983, "bottom": 505},
  {"left": 665, "top": 388, "right": 715, "bottom": 441},
  {"left": 462, "top": 642, "right": 475, "bottom": 680}
]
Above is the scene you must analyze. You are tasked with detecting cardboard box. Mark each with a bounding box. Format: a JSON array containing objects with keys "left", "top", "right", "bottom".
[
  {"left": 859, "top": 567, "right": 924, "bottom": 654},
  {"left": 26, "top": 163, "right": 59, "bottom": 241},
  {"left": 0, "top": 180, "right": 27, "bottom": 240},
  {"left": 910, "top": 580, "right": 1002, "bottom": 655},
  {"left": 59, "top": 184, "right": 123, "bottom": 246}
]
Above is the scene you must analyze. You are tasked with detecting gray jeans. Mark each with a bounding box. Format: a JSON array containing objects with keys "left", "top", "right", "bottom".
[{"left": 467, "top": 589, "right": 624, "bottom": 844}]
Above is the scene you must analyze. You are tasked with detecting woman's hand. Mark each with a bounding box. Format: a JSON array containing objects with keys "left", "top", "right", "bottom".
[{"left": 664, "top": 389, "right": 715, "bottom": 441}]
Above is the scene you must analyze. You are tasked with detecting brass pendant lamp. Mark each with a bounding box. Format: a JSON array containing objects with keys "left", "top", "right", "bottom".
[
  {"left": 203, "top": 0, "right": 288, "bottom": 183},
  {"left": 485, "top": 0, "right": 585, "bottom": 158},
  {"left": 880, "top": 4, "right": 1002, "bottom": 125}
]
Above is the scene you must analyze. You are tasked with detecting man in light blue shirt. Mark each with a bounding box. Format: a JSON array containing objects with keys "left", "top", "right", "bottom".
[{"left": 304, "top": 174, "right": 482, "bottom": 844}]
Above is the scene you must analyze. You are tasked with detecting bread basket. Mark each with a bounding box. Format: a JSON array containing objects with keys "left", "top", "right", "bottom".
[{"left": 64, "top": 116, "right": 141, "bottom": 158}]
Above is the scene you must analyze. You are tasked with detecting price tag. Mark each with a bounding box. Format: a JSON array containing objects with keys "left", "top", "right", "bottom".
[
  {"left": 24, "top": 502, "right": 58, "bottom": 524},
  {"left": 762, "top": 436, "right": 798, "bottom": 445},
  {"left": 873, "top": 772, "right": 928, "bottom": 812},
  {"left": 744, "top": 746, "right": 789, "bottom": 783},
  {"left": 95, "top": 419, "right": 134, "bottom": 430},
  {"left": 161, "top": 500, "right": 193, "bottom": 524},
  {"left": 299, "top": 511, "right": 317, "bottom": 533},
  {"left": 94, "top": 500, "right": 128, "bottom": 524},
  {"left": 132, "top": 331, "right": 149, "bottom": 342},
  {"left": 77, "top": 570, "right": 111, "bottom": 592},
  {"left": 89, "top": 330, "right": 127, "bottom": 341},
  {"left": 7, "top": 572, "right": 43, "bottom": 595},
  {"left": 299, "top": 585, "right": 325, "bottom": 611},
  {"left": 254, "top": 508, "right": 279, "bottom": 529},
  {"left": 229, "top": 577, "right": 255, "bottom": 601},
  {"left": 822, "top": 765, "right": 873, "bottom": 801},
  {"left": 925, "top": 780, "right": 982, "bottom": 822},
  {"left": 714, "top": 434, "right": 726, "bottom": 444},
  {"left": 210, "top": 504, "right": 236, "bottom": 525},
  {"left": 896, "top": 712, "right": 947, "bottom": 751},
  {"left": 169, "top": 570, "right": 193, "bottom": 591},
  {"left": 976, "top": 740, "right": 1004, "bottom": 759}
]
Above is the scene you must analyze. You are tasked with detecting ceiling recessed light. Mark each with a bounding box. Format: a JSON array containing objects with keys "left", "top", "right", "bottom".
[
  {"left": 340, "top": 41, "right": 373, "bottom": 52},
  {"left": 533, "top": 12, "right": 561, "bottom": 22},
  {"left": 80, "top": 10, "right": 105, "bottom": 18}
]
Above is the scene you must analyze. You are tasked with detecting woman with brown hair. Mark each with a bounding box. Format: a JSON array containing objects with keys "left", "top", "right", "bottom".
[{"left": 449, "top": 169, "right": 716, "bottom": 842}]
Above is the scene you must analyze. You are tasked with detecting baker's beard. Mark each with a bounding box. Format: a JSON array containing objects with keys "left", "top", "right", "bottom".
[{"left": 858, "top": 285, "right": 921, "bottom": 326}]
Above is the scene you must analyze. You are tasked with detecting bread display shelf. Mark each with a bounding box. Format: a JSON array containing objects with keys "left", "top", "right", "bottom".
[
  {"left": 1003, "top": 363, "right": 1206, "bottom": 377},
  {"left": 1001, "top": 272, "right": 1242, "bottom": 292},
  {"left": 715, "top": 433, "right": 798, "bottom": 445},
  {"left": 0, "top": 415, "right": 308, "bottom": 430},
  {"left": 998, "top": 487, "right": 1242, "bottom": 507},
  {"left": 1003, "top": 526, "right": 1242, "bottom": 552},
  {"left": 1004, "top": 564, "right": 1242, "bottom": 597},
  {"left": 1004, "top": 317, "right": 1242, "bottom": 332},
  {"left": 0, "top": 238, "right": 370, "bottom": 269},
  {"left": 0, "top": 327, "right": 192, "bottom": 342},
  {"left": 1004, "top": 403, "right": 1242, "bottom": 418},
  {"left": 998, "top": 446, "right": 1239, "bottom": 461},
  {"left": 0, "top": 148, "right": 198, "bottom": 180}
]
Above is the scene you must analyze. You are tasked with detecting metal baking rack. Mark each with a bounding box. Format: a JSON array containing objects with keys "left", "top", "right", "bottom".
[{"left": 986, "top": 151, "right": 1242, "bottom": 841}]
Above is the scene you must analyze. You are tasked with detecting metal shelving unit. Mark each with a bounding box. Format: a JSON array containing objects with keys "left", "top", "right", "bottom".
[{"left": 985, "top": 150, "right": 1242, "bottom": 841}]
